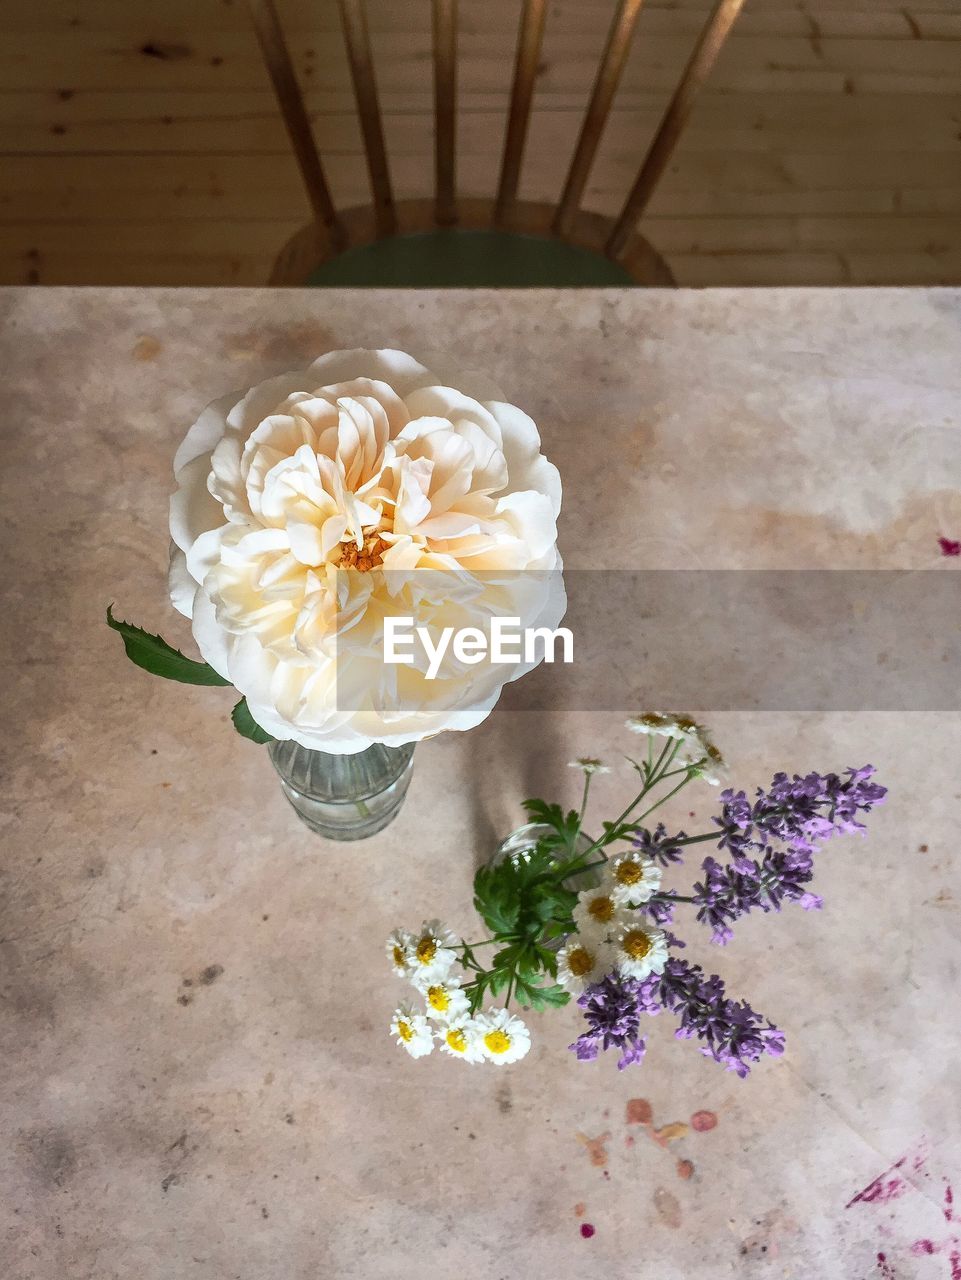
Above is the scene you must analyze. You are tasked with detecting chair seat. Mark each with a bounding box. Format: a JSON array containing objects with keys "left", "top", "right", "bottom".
[{"left": 305, "top": 228, "right": 637, "bottom": 288}]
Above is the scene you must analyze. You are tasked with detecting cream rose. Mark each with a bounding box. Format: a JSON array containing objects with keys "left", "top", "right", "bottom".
[{"left": 169, "top": 348, "right": 563, "bottom": 753}]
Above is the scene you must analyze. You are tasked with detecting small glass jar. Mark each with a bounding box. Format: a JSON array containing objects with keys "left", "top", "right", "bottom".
[
  {"left": 491, "top": 822, "right": 600, "bottom": 895},
  {"left": 268, "top": 740, "right": 415, "bottom": 841}
]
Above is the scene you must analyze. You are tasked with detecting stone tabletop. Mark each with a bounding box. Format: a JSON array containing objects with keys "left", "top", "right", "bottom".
[{"left": 1, "top": 287, "right": 960, "bottom": 1280}]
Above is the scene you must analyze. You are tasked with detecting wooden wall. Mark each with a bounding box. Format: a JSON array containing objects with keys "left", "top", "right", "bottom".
[{"left": 2, "top": 0, "right": 959, "bottom": 287}]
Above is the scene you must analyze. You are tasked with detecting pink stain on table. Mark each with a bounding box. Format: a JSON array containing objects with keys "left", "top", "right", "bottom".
[
  {"left": 906, "top": 1183, "right": 961, "bottom": 1278},
  {"left": 626, "top": 1098, "right": 652, "bottom": 1125},
  {"left": 939, "top": 536, "right": 961, "bottom": 557},
  {"left": 845, "top": 1147, "right": 927, "bottom": 1210},
  {"left": 576, "top": 1131, "right": 611, "bottom": 1168},
  {"left": 580, "top": 1223, "right": 595, "bottom": 1239},
  {"left": 876, "top": 1252, "right": 897, "bottom": 1279},
  {"left": 690, "top": 1110, "right": 718, "bottom": 1133}
]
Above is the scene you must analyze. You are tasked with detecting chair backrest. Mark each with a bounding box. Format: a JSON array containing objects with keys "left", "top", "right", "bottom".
[{"left": 248, "top": 0, "right": 747, "bottom": 267}]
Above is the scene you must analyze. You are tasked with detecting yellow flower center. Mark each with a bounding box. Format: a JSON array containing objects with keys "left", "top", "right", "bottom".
[
  {"left": 415, "top": 937, "right": 437, "bottom": 966},
  {"left": 336, "top": 531, "right": 390, "bottom": 572},
  {"left": 392, "top": 944, "right": 406, "bottom": 967},
  {"left": 567, "top": 947, "right": 594, "bottom": 977},
  {"left": 623, "top": 929, "right": 652, "bottom": 960},
  {"left": 396, "top": 1019, "right": 413, "bottom": 1042},
  {"left": 484, "top": 1029, "right": 511, "bottom": 1056},
  {"left": 615, "top": 861, "right": 643, "bottom": 886},
  {"left": 588, "top": 896, "right": 615, "bottom": 923},
  {"left": 446, "top": 1028, "right": 467, "bottom": 1053},
  {"left": 427, "top": 986, "right": 450, "bottom": 1013}
]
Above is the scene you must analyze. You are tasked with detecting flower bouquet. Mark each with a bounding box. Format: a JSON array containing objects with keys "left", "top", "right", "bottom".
[{"left": 387, "top": 714, "right": 885, "bottom": 1069}]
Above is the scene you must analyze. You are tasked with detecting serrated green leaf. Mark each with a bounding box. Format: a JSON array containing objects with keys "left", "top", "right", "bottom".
[
  {"left": 231, "top": 698, "right": 275, "bottom": 744},
  {"left": 525, "top": 983, "right": 570, "bottom": 1010},
  {"left": 106, "top": 605, "right": 231, "bottom": 687}
]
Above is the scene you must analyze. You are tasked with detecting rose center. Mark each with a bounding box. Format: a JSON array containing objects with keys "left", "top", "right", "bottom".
[
  {"left": 427, "top": 986, "right": 449, "bottom": 1013},
  {"left": 415, "top": 937, "right": 437, "bottom": 966},
  {"left": 616, "top": 861, "right": 643, "bottom": 885},
  {"left": 446, "top": 1028, "right": 467, "bottom": 1053},
  {"left": 568, "top": 947, "right": 594, "bottom": 977},
  {"left": 397, "top": 1020, "right": 414, "bottom": 1042},
  {"left": 623, "top": 929, "right": 652, "bottom": 960},
  {"left": 336, "top": 531, "right": 389, "bottom": 572},
  {"left": 588, "top": 897, "right": 614, "bottom": 923},
  {"left": 484, "top": 1029, "right": 511, "bottom": 1056}
]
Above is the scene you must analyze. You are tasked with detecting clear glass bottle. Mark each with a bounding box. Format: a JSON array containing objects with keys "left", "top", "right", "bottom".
[
  {"left": 491, "top": 822, "right": 599, "bottom": 894},
  {"left": 268, "top": 740, "right": 415, "bottom": 841}
]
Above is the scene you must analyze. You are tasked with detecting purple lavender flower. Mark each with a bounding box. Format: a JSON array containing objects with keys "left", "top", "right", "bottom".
[
  {"left": 713, "top": 789, "right": 755, "bottom": 856},
  {"left": 632, "top": 823, "right": 685, "bottom": 867},
  {"left": 696, "top": 765, "right": 886, "bottom": 941},
  {"left": 653, "top": 958, "right": 784, "bottom": 1078},
  {"left": 639, "top": 891, "right": 680, "bottom": 925},
  {"left": 568, "top": 973, "right": 648, "bottom": 1070}
]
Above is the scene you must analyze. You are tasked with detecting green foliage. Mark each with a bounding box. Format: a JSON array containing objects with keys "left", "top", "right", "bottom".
[
  {"left": 521, "top": 798, "right": 581, "bottom": 851},
  {"left": 106, "top": 605, "right": 231, "bottom": 686},
  {"left": 231, "top": 698, "right": 275, "bottom": 744},
  {"left": 468, "top": 840, "right": 579, "bottom": 1013}
]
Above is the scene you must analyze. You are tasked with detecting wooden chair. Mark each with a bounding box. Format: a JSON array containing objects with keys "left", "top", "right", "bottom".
[{"left": 249, "top": 0, "right": 747, "bottom": 288}]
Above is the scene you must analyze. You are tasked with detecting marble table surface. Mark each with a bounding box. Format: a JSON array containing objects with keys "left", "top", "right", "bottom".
[{"left": 1, "top": 287, "right": 960, "bottom": 1280}]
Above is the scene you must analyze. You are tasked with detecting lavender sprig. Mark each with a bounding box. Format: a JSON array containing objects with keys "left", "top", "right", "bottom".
[{"left": 695, "top": 766, "right": 886, "bottom": 942}]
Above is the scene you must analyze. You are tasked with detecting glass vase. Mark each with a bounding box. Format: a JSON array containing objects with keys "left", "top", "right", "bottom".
[
  {"left": 268, "top": 740, "right": 415, "bottom": 841},
  {"left": 491, "top": 822, "right": 599, "bottom": 894}
]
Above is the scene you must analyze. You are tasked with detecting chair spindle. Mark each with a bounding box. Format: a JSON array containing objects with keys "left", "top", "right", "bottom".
[
  {"left": 607, "top": 0, "right": 747, "bottom": 258},
  {"left": 432, "top": 0, "right": 458, "bottom": 226},
  {"left": 494, "top": 0, "right": 548, "bottom": 225},
  {"left": 338, "top": 0, "right": 396, "bottom": 236},
  {"left": 246, "top": 0, "right": 345, "bottom": 249},
  {"left": 553, "top": 0, "right": 645, "bottom": 239}
]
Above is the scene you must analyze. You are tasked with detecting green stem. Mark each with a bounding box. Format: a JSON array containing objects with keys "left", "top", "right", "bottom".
[
  {"left": 575, "top": 771, "right": 592, "bottom": 846},
  {"left": 576, "top": 741, "right": 684, "bottom": 861},
  {"left": 673, "top": 832, "right": 720, "bottom": 847},
  {"left": 633, "top": 774, "right": 692, "bottom": 825}
]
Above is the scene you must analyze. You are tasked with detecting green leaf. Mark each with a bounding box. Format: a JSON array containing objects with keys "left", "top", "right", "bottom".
[
  {"left": 524, "top": 983, "right": 570, "bottom": 1011},
  {"left": 231, "top": 698, "right": 275, "bottom": 744},
  {"left": 106, "top": 605, "right": 231, "bottom": 687}
]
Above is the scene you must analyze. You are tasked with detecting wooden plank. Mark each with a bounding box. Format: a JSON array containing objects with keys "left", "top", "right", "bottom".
[
  {"left": 2, "top": 1, "right": 958, "bottom": 38},
  {"left": 2, "top": 91, "right": 958, "bottom": 156},
  {"left": 3, "top": 31, "right": 960, "bottom": 94},
  {"left": 0, "top": 249, "right": 275, "bottom": 286},
  {"left": 668, "top": 250, "right": 850, "bottom": 285}
]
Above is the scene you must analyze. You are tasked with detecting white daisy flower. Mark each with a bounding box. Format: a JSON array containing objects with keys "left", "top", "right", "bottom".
[
  {"left": 567, "top": 757, "right": 611, "bottom": 775},
  {"left": 386, "top": 927, "right": 415, "bottom": 977},
  {"left": 409, "top": 918, "right": 458, "bottom": 983},
  {"left": 611, "top": 921, "right": 669, "bottom": 981},
  {"left": 474, "top": 1008, "right": 532, "bottom": 1065},
  {"left": 414, "top": 975, "right": 470, "bottom": 1023},
  {"left": 609, "top": 851, "right": 662, "bottom": 906},
  {"left": 626, "top": 712, "right": 690, "bottom": 741},
  {"left": 572, "top": 883, "right": 625, "bottom": 939},
  {"left": 438, "top": 1016, "right": 485, "bottom": 1062},
  {"left": 390, "top": 1003, "right": 434, "bottom": 1058},
  {"left": 556, "top": 936, "right": 614, "bottom": 994},
  {"left": 689, "top": 741, "right": 727, "bottom": 786}
]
